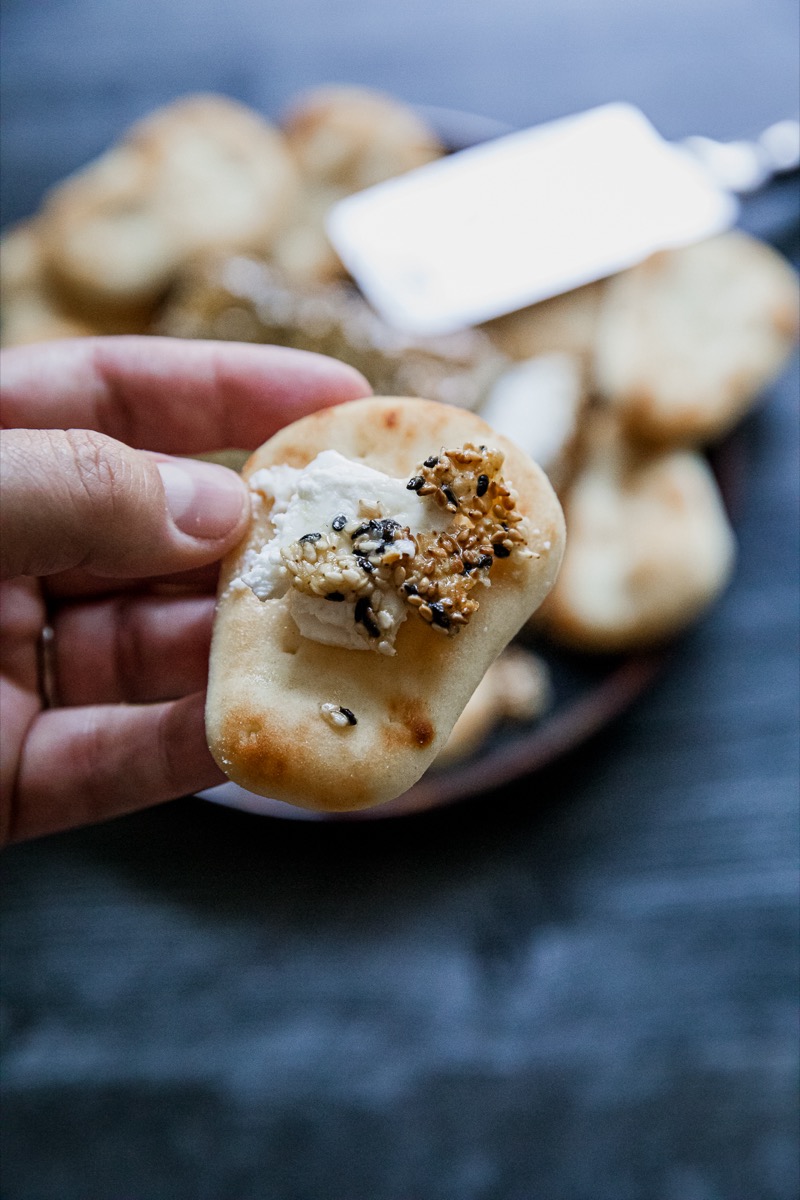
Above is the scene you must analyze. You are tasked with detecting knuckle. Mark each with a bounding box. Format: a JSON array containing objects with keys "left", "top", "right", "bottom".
[{"left": 63, "top": 428, "right": 133, "bottom": 511}]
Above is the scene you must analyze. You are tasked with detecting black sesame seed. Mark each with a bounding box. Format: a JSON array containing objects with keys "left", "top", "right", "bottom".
[
  {"left": 325, "top": 592, "right": 346, "bottom": 602},
  {"left": 442, "top": 485, "right": 459, "bottom": 508},
  {"left": 493, "top": 543, "right": 511, "bottom": 558},
  {"left": 338, "top": 706, "right": 358, "bottom": 725},
  {"left": 356, "top": 556, "right": 375, "bottom": 573},
  {"left": 351, "top": 522, "right": 371, "bottom": 540},
  {"left": 476, "top": 474, "right": 489, "bottom": 497},
  {"left": 402, "top": 582, "right": 418, "bottom": 596},
  {"left": 478, "top": 554, "right": 494, "bottom": 569},
  {"left": 423, "top": 456, "right": 439, "bottom": 468},
  {"left": 429, "top": 602, "right": 451, "bottom": 629},
  {"left": 377, "top": 518, "right": 401, "bottom": 541},
  {"left": 299, "top": 532, "right": 322, "bottom": 543},
  {"left": 331, "top": 513, "right": 347, "bottom": 531},
  {"left": 354, "top": 597, "right": 380, "bottom": 637},
  {"left": 407, "top": 476, "right": 425, "bottom": 491}
]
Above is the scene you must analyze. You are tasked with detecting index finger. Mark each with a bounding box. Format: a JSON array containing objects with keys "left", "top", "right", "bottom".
[{"left": 0, "top": 336, "right": 371, "bottom": 452}]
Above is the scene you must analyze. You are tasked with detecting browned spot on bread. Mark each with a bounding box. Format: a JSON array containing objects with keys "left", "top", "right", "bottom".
[
  {"left": 220, "top": 711, "right": 288, "bottom": 785},
  {"left": 384, "top": 696, "right": 435, "bottom": 750},
  {"left": 383, "top": 408, "right": 398, "bottom": 429}
]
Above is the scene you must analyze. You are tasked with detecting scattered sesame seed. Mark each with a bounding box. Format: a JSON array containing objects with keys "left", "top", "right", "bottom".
[{"left": 320, "top": 702, "right": 357, "bottom": 729}]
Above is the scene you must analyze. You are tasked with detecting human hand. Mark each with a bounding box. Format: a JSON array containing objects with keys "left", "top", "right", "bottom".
[{"left": 0, "top": 336, "right": 370, "bottom": 844}]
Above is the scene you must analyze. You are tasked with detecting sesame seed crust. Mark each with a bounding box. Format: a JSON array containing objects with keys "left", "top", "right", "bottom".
[{"left": 279, "top": 443, "right": 527, "bottom": 647}]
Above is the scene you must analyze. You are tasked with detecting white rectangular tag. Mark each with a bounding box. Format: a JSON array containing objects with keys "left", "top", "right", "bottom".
[{"left": 326, "top": 103, "right": 737, "bottom": 335}]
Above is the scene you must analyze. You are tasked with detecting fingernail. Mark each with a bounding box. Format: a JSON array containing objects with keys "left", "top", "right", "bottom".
[{"left": 157, "top": 458, "right": 247, "bottom": 541}]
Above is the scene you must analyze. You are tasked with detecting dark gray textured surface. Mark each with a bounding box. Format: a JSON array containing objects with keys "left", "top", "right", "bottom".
[{"left": 1, "top": 3, "right": 799, "bottom": 1198}]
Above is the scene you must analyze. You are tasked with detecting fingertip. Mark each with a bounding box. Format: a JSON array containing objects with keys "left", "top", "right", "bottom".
[
  {"left": 327, "top": 362, "right": 373, "bottom": 403},
  {"left": 268, "top": 347, "right": 373, "bottom": 410},
  {"left": 154, "top": 455, "right": 249, "bottom": 545}
]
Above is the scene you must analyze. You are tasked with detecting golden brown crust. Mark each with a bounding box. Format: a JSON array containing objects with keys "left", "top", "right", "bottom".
[{"left": 206, "top": 397, "right": 565, "bottom": 811}]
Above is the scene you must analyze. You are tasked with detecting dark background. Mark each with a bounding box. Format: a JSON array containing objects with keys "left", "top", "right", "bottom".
[{"left": 1, "top": 2, "right": 799, "bottom": 1198}]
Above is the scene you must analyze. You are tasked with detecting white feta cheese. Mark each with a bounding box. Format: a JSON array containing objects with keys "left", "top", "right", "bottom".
[{"left": 237, "top": 450, "right": 451, "bottom": 652}]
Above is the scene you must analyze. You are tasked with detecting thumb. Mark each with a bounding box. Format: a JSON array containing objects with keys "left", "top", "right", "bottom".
[{"left": 1, "top": 427, "right": 250, "bottom": 580}]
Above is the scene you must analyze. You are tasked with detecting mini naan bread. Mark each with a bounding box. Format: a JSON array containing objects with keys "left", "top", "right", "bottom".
[
  {"left": 0, "top": 222, "right": 98, "bottom": 347},
  {"left": 281, "top": 85, "right": 444, "bottom": 193},
  {"left": 39, "top": 94, "right": 298, "bottom": 317},
  {"left": 206, "top": 396, "right": 565, "bottom": 811},
  {"left": 483, "top": 279, "right": 605, "bottom": 365},
  {"left": 272, "top": 86, "right": 444, "bottom": 286},
  {"left": 594, "top": 232, "right": 800, "bottom": 446},
  {"left": 537, "top": 410, "right": 735, "bottom": 651}
]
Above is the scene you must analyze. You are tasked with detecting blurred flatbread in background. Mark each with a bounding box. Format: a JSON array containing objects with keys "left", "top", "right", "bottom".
[
  {"left": 483, "top": 279, "right": 604, "bottom": 366},
  {"left": 269, "top": 185, "right": 349, "bottom": 285},
  {"left": 594, "top": 232, "right": 800, "bottom": 446},
  {"left": 0, "top": 221, "right": 98, "bottom": 346},
  {"left": 536, "top": 409, "right": 736, "bottom": 652},
  {"left": 273, "top": 85, "right": 445, "bottom": 286},
  {"left": 37, "top": 94, "right": 299, "bottom": 320},
  {"left": 281, "top": 84, "right": 444, "bottom": 192}
]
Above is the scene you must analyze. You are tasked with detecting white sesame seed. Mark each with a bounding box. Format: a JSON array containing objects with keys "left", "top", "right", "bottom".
[{"left": 320, "top": 703, "right": 352, "bottom": 729}]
